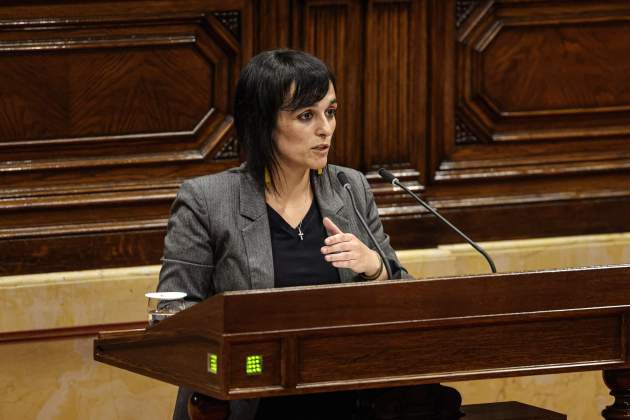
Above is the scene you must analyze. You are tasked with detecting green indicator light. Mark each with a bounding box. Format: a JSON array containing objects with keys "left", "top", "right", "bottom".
[
  {"left": 245, "top": 355, "right": 263, "bottom": 375},
  {"left": 207, "top": 353, "right": 218, "bottom": 374}
]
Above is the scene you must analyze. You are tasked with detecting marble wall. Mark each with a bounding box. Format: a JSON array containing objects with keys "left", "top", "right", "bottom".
[
  {"left": 2, "top": 233, "right": 629, "bottom": 419},
  {"left": 0, "top": 267, "right": 177, "bottom": 420}
]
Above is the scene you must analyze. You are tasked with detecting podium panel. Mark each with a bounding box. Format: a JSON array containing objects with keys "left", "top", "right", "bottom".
[{"left": 95, "top": 265, "right": 630, "bottom": 419}]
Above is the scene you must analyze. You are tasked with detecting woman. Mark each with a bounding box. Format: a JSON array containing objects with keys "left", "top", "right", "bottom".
[{"left": 158, "top": 49, "right": 410, "bottom": 420}]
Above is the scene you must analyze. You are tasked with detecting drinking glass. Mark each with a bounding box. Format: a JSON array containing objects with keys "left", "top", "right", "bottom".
[{"left": 145, "top": 291, "right": 187, "bottom": 326}]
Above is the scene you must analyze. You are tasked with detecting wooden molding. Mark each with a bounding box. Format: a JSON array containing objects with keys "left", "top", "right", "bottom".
[
  {"left": 0, "top": 322, "right": 146, "bottom": 345},
  {"left": 2, "top": 0, "right": 630, "bottom": 275}
]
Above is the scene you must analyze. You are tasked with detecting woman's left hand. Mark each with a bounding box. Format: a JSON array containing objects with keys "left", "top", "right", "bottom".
[{"left": 321, "top": 217, "right": 383, "bottom": 278}]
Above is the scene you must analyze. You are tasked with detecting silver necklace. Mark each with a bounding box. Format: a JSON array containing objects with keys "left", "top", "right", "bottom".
[
  {"left": 268, "top": 181, "right": 311, "bottom": 241},
  {"left": 296, "top": 190, "right": 312, "bottom": 241}
]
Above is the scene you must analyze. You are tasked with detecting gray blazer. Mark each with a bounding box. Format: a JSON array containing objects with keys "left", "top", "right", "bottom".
[{"left": 157, "top": 164, "right": 410, "bottom": 420}]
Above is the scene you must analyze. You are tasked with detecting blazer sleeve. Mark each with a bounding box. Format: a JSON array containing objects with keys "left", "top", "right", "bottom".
[
  {"left": 358, "top": 173, "right": 413, "bottom": 280},
  {"left": 157, "top": 179, "right": 215, "bottom": 305}
]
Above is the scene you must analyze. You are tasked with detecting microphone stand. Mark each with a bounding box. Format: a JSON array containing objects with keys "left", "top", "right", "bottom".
[
  {"left": 379, "top": 169, "right": 497, "bottom": 274},
  {"left": 337, "top": 172, "right": 394, "bottom": 280}
]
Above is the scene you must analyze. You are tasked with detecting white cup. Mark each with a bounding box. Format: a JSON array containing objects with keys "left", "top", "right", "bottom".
[{"left": 145, "top": 291, "right": 187, "bottom": 326}]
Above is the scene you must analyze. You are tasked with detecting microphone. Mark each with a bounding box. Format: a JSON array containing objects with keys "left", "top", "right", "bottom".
[
  {"left": 337, "top": 171, "right": 394, "bottom": 280},
  {"left": 378, "top": 168, "right": 497, "bottom": 274}
]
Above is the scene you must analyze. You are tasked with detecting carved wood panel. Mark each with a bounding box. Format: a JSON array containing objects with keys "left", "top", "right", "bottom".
[
  {"left": 4, "top": 0, "right": 630, "bottom": 274},
  {"left": 405, "top": 0, "right": 630, "bottom": 250},
  {"left": 300, "top": 0, "right": 364, "bottom": 170},
  {"left": 0, "top": 0, "right": 252, "bottom": 275},
  {"left": 442, "top": 0, "right": 630, "bottom": 182},
  {"left": 364, "top": 0, "right": 425, "bottom": 172}
]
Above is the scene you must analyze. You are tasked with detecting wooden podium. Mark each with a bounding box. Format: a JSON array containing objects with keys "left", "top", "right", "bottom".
[{"left": 95, "top": 265, "right": 630, "bottom": 419}]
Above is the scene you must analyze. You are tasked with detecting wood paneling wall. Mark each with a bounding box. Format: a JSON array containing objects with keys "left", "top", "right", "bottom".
[
  {"left": 0, "top": 1, "right": 251, "bottom": 275},
  {"left": 1, "top": 0, "right": 630, "bottom": 275}
]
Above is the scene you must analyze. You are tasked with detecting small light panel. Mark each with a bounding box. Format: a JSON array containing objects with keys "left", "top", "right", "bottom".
[
  {"left": 245, "top": 355, "right": 263, "bottom": 375},
  {"left": 207, "top": 353, "right": 218, "bottom": 374}
]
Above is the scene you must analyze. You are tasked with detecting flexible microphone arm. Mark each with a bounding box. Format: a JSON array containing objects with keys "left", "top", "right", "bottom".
[
  {"left": 378, "top": 168, "right": 497, "bottom": 274},
  {"left": 337, "top": 172, "right": 394, "bottom": 280}
]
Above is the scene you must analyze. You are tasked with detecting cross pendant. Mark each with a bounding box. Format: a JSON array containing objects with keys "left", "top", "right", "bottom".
[{"left": 298, "top": 226, "right": 304, "bottom": 241}]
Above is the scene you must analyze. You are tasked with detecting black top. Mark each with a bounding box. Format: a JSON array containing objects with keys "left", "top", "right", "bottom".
[
  {"left": 260, "top": 199, "right": 347, "bottom": 419},
  {"left": 267, "top": 198, "right": 340, "bottom": 288}
]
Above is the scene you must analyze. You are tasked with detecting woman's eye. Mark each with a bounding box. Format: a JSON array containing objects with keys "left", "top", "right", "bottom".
[
  {"left": 298, "top": 111, "right": 313, "bottom": 121},
  {"left": 325, "top": 108, "right": 337, "bottom": 118}
]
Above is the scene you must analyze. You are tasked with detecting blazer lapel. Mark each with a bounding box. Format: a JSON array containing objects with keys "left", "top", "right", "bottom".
[
  {"left": 312, "top": 171, "right": 356, "bottom": 283},
  {"left": 239, "top": 172, "right": 275, "bottom": 290}
]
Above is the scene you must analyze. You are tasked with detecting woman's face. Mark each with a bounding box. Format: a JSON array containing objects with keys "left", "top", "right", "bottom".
[{"left": 273, "top": 82, "right": 337, "bottom": 174}]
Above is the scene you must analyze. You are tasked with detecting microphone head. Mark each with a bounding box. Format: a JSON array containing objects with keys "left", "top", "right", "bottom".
[
  {"left": 337, "top": 171, "right": 350, "bottom": 187},
  {"left": 378, "top": 168, "right": 397, "bottom": 183}
]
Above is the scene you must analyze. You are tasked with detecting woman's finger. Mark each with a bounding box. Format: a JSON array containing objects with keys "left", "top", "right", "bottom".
[
  {"left": 324, "top": 251, "right": 357, "bottom": 262},
  {"left": 321, "top": 242, "right": 352, "bottom": 254},
  {"left": 324, "top": 232, "right": 355, "bottom": 246},
  {"left": 323, "top": 217, "right": 343, "bottom": 236}
]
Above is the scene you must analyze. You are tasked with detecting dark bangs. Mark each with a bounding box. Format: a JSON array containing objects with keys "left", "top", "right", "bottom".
[
  {"left": 233, "top": 49, "right": 336, "bottom": 192},
  {"left": 279, "top": 54, "right": 336, "bottom": 112}
]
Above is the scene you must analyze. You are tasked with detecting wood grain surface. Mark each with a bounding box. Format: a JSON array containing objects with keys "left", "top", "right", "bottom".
[{"left": 2, "top": 0, "right": 630, "bottom": 274}]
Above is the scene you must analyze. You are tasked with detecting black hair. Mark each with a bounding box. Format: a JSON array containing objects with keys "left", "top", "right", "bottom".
[{"left": 233, "top": 49, "right": 336, "bottom": 192}]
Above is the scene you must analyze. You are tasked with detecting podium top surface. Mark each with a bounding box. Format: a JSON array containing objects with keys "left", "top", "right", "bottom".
[
  {"left": 152, "top": 264, "right": 630, "bottom": 336},
  {"left": 95, "top": 264, "right": 630, "bottom": 400}
]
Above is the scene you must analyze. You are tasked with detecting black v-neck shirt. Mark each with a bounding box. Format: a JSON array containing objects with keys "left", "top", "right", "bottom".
[
  {"left": 266, "top": 199, "right": 340, "bottom": 288},
  {"left": 261, "top": 200, "right": 346, "bottom": 419}
]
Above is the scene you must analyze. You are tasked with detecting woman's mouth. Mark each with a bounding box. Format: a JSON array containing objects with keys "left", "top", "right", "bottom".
[{"left": 312, "top": 144, "right": 330, "bottom": 152}]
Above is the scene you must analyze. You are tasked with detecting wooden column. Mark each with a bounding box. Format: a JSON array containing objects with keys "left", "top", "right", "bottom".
[{"left": 603, "top": 369, "right": 630, "bottom": 419}]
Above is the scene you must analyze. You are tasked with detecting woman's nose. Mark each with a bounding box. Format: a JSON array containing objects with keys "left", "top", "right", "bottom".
[{"left": 316, "top": 115, "right": 333, "bottom": 137}]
